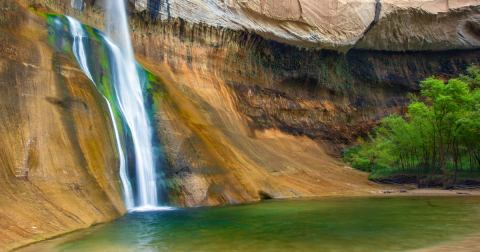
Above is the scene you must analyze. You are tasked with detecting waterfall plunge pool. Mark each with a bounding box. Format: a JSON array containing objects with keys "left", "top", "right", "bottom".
[{"left": 16, "top": 196, "right": 480, "bottom": 251}]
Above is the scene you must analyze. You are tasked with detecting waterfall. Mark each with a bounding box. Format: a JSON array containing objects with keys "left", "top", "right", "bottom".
[
  {"left": 102, "top": 36, "right": 158, "bottom": 208},
  {"left": 105, "top": 0, "right": 158, "bottom": 209},
  {"left": 66, "top": 10, "right": 160, "bottom": 210},
  {"left": 105, "top": 98, "right": 135, "bottom": 210},
  {"left": 66, "top": 16, "right": 135, "bottom": 210}
]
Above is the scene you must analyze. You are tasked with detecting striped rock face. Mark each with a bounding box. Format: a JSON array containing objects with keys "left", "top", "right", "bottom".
[
  {"left": 132, "top": 0, "right": 480, "bottom": 51},
  {"left": 132, "top": 0, "right": 376, "bottom": 51}
]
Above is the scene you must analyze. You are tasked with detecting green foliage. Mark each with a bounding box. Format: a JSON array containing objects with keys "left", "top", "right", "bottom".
[
  {"left": 343, "top": 136, "right": 394, "bottom": 172},
  {"left": 344, "top": 65, "right": 480, "bottom": 185}
]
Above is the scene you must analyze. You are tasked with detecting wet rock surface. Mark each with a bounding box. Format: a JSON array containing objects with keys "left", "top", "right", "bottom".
[{"left": 0, "top": 1, "right": 125, "bottom": 251}]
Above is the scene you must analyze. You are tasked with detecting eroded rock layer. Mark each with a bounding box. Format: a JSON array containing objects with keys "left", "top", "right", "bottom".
[
  {"left": 356, "top": 0, "right": 480, "bottom": 51},
  {"left": 139, "top": 57, "right": 380, "bottom": 207},
  {"left": 132, "top": 0, "right": 480, "bottom": 51},
  {"left": 124, "top": 13, "right": 480, "bottom": 152},
  {"left": 36, "top": 0, "right": 480, "bottom": 51},
  {"left": 129, "top": 17, "right": 480, "bottom": 206}
]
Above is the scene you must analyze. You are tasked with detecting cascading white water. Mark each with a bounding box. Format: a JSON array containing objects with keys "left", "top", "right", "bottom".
[
  {"left": 66, "top": 17, "right": 93, "bottom": 82},
  {"left": 66, "top": 16, "right": 135, "bottom": 210},
  {"left": 102, "top": 36, "right": 158, "bottom": 208},
  {"left": 105, "top": 0, "right": 158, "bottom": 209},
  {"left": 66, "top": 12, "right": 160, "bottom": 209},
  {"left": 105, "top": 98, "right": 135, "bottom": 210}
]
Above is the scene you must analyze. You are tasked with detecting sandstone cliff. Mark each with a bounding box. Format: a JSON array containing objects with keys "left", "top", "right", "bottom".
[
  {"left": 0, "top": 1, "right": 126, "bottom": 251},
  {"left": 131, "top": 0, "right": 480, "bottom": 51},
  {"left": 356, "top": 0, "right": 480, "bottom": 51},
  {"left": 42, "top": 0, "right": 480, "bottom": 51}
]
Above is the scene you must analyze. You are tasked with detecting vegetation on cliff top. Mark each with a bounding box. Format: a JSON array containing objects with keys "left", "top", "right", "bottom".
[{"left": 344, "top": 65, "right": 480, "bottom": 187}]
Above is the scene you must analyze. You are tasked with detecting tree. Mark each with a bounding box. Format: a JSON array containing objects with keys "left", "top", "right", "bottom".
[{"left": 344, "top": 65, "right": 480, "bottom": 187}]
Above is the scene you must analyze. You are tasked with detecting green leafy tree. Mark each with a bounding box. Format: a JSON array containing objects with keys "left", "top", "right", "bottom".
[{"left": 343, "top": 65, "right": 480, "bottom": 186}]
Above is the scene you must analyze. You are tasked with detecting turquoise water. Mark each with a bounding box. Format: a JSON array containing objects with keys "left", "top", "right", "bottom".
[{"left": 18, "top": 196, "right": 480, "bottom": 251}]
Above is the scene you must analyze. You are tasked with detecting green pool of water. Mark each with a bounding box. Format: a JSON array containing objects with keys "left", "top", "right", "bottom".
[{"left": 18, "top": 196, "right": 480, "bottom": 252}]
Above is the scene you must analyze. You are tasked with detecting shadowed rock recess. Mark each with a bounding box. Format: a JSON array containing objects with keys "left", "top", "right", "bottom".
[{"left": 2, "top": 0, "right": 480, "bottom": 250}]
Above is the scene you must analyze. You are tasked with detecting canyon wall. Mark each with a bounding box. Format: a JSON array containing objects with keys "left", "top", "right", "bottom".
[
  {"left": 34, "top": 0, "right": 480, "bottom": 51},
  {"left": 0, "top": 1, "right": 126, "bottom": 251},
  {"left": 51, "top": 0, "right": 480, "bottom": 206},
  {"left": 123, "top": 1, "right": 480, "bottom": 156},
  {"left": 128, "top": 11, "right": 480, "bottom": 206},
  {"left": 2, "top": 0, "right": 480, "bottom": 250},
  {"left": 131, "top": 0, "right": 480, "bottom": 51}
]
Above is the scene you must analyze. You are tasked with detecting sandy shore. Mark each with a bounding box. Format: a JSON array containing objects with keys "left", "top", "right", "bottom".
[{"left": 369, "top": 186, "right": 480, "bottom": 196}]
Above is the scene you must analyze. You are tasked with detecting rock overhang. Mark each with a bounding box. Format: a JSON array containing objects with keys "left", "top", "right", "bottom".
[{"left": 130, "top": 0, "right": 480, "bottom": 52}]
